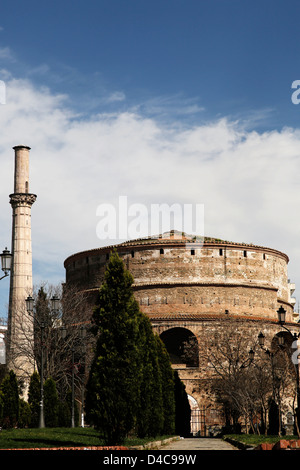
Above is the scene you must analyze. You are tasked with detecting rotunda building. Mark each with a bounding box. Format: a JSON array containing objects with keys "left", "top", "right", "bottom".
[{"left": 64, "top": 231, "right": 298, "bottom": 434}]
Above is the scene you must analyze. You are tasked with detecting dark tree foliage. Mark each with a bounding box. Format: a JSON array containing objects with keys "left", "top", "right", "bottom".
[
  {"left": 268, "top": 399, "right": 280, "bottom": 436},
  {"left": 34, "top": 287, "right": 51, "bottom": 377},
  {"left": 155, "top": 335, "right": 176, "bottom": 435},
  {"left": 85, "top": 250, "right": 177, "bottom": 444},
  {"left": 85, "top": 250, "right": 141, "bottom": 444},
  {"left": 0, "top": 370, "right": 19, "bottom": 428},
  {"left": 136, "top": 313, "right": 164, "bottom": 438},
  {"left": 28, "top": 371, "right": 41, "bottom": 427},
  {"left": 174, "top": 370, "right": 191, "bottom": 437},
  {"left": 44, "top": 377, "right": 59, "bottom": 427},
  {"left": 28, "top": 371, "right": 79, "bottom": 428},
  {"left": 18, "top": 399, "right": 31, "bottom": 428},
  {"left": 57, "top": 399, "right": 71, "bottom": 427}
]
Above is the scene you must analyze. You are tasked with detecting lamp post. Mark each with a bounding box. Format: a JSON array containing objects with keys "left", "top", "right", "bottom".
[
  {"left": 248, "top": 348, "right": 255, "bottom": 362},
  {"left": 50, "top": 295, "right": 60, "bottom": 313},
  {"left": 26, "top": 294, "right": 60, "bottom": 428},
  {"left": 0, "top": 247, "right": 12, "bottom": 280},
  {"left": 277, "top": 306, "right": 287, "bottom": 325}
]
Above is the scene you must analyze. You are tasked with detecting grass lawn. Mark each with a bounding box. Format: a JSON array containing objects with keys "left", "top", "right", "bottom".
[
  {"left": 0, "top": 427, "right": 169, "bottom": 449},
  {"left": 224, "top": 433, "right": 300, "bottom": 448}
]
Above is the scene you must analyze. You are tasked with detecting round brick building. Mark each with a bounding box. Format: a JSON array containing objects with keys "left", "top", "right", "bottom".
[{"left": 64, "top": 231, "right": 298, "bottom": 434}]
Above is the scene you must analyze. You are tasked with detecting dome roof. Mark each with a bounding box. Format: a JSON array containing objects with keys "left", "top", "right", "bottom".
[{"left": 64, "top": 230, "right": 289, "bottom": 266}]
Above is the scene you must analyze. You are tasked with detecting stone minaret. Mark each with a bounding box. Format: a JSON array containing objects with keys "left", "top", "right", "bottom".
[{"left": 7, "top": 146, "right": 37, "bottom": 389}]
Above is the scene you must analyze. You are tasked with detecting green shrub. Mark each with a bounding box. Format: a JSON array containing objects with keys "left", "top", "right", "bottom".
[
  {"left": 44, "top": 377, "right": 58, "bottom": 427},
  {"left": 0, "top": 370, "right": 19, "bottom": 428},
  {"left": 18, "top": 399, "right": 31, "bottom": 428}
]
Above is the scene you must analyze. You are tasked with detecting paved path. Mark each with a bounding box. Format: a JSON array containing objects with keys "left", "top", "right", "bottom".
[{"left": 161, "top": 438, "right": 237, "bottom": 451}]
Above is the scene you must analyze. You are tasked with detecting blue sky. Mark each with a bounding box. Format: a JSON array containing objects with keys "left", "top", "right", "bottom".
[
  {"left": 1, "top": 0, "right": 300, "bottom": 317},
  {"left": 2, "top": 0, "right": 300, "bottom": 127}
]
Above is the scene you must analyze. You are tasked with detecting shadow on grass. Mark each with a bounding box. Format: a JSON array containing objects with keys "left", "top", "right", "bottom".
[
  {"left": 9, "top": 438, "right": 93, "bottom": 448},
  {"left": 0, "top": 428, "right": 104, "bottom": 449}
]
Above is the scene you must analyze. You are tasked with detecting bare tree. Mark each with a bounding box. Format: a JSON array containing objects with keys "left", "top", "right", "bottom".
[
  {"left": 6, "top": 282, "right": 95, "bottom": 408},
  {"left": 183, "top": 319, "right": 297, "bottom": 435}
]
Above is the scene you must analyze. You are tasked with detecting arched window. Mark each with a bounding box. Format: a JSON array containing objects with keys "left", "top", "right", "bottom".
[{"left": 160, "top": 327, "right": 199, "bottom": 367}]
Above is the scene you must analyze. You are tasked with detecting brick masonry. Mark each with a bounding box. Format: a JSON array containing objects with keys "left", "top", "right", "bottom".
[
  {"left": 64, "top": 232, "right": 299, "bottom": 433},
  {"left": 254, "top": 439, "right": 300, "bottom": 450}
]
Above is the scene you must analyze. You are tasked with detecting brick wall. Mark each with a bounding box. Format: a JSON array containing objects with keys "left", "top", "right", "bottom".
[{"left": 64, "top": 234, "right": 297, "bottom": 434}]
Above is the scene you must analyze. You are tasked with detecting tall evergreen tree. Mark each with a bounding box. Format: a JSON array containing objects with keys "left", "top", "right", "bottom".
[
  {"left": 28, "top": 371, "right": 41, "bottom": 427},
  {"left": 18, "top": 399, "right": 31, "bottom": 428},
  {"left": 174, "top": 371, "right": 191, "bottom": 437},
  {"left": 85, "top": 250, "right": 141, "bottom": 444},
  {"left": 86, "top": 250, "right": 177, "bottom": 442},
  {"left": 155, "top": 335, "right": 175, "bottom": 435},
  {"left": 0, "top": 370, "right": 19, "bottom": 428},
  {"left": 44, "top": 377, "right": 59, "bottom": 427},
  {"left": 136, "top": 312, "right": 164, "bottom": 438}
]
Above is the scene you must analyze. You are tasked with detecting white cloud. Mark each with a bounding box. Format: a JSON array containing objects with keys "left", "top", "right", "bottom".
[
  {"left": 0, "top": 75, "right": 300, "bottom": 315},
  {"left": 106, "top": 91, "right": 126, "bottom": 103},
  {"left": 133, "top": 93, "right": 205, "bottom": 119},
  {"left": 0, "top": 46, "right": 14, "bottom": 61}
]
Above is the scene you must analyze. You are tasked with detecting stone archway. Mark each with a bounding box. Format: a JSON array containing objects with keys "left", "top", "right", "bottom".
[
  {"left": 160, "top": 327, "right": 199, "bottom": 367},
  {"left": 188, "top": 394, "right": 202, "bottom": 436}
]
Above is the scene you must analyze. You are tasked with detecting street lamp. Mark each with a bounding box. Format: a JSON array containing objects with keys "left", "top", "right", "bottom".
[
  {"left": 248, "top": 348, "right": 255, "bottom": 362},
  {"left": 277, "top": 306, "right": 287, "bottom": 325},
  {"left": 258, "top": 332, "right": 265, "bottom": 347},
  {"left": 258, "top": 330, "right": 285, "bottom": 349},
  {"left": 51, "top": 295, "right": 60, "bottom": 312},
  {"left": 0, "top": 247, "right": 12, "bottom": 280},
  {"left": 276, "top": 306, "right": 300, "bottom": 343},
  {"left": 25, "top": 295, "right": 34, "bottom": 313}
]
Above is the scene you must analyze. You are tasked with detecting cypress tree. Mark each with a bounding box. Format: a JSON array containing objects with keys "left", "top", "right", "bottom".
[
  {"left": 28, "top": 371, "right": 41, "bottom": 428},
  {"left": 0, "top": 370, "right": 19, "bottom": 428},
  {"left": 155, "top": 335, "right": 175, "bottom": 435},
  {"left": 174, "top": 371, "right": 191, "bottom": 437},
  {"left": 85, "top": 250, "right": 141, "bottom": 444},
  {"left": 57, "top": 400, "right": 71, "bottom": 427},
  {"left": 19, "top": 399, "right": 31, "bottom": 428},
  {"left": 136, "top": 313, "right": 164, "bottom": 438},
  {"left": 44, "top": 377, "right": 59, "bottom": 427}
]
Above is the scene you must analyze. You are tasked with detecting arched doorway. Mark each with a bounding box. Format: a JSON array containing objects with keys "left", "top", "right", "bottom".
[
  {"left": 188, "top": 395, "right": 202, "bottom": 436},
  {"left": 160, "top": 327, "right": 199, "bottom": 367}
]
